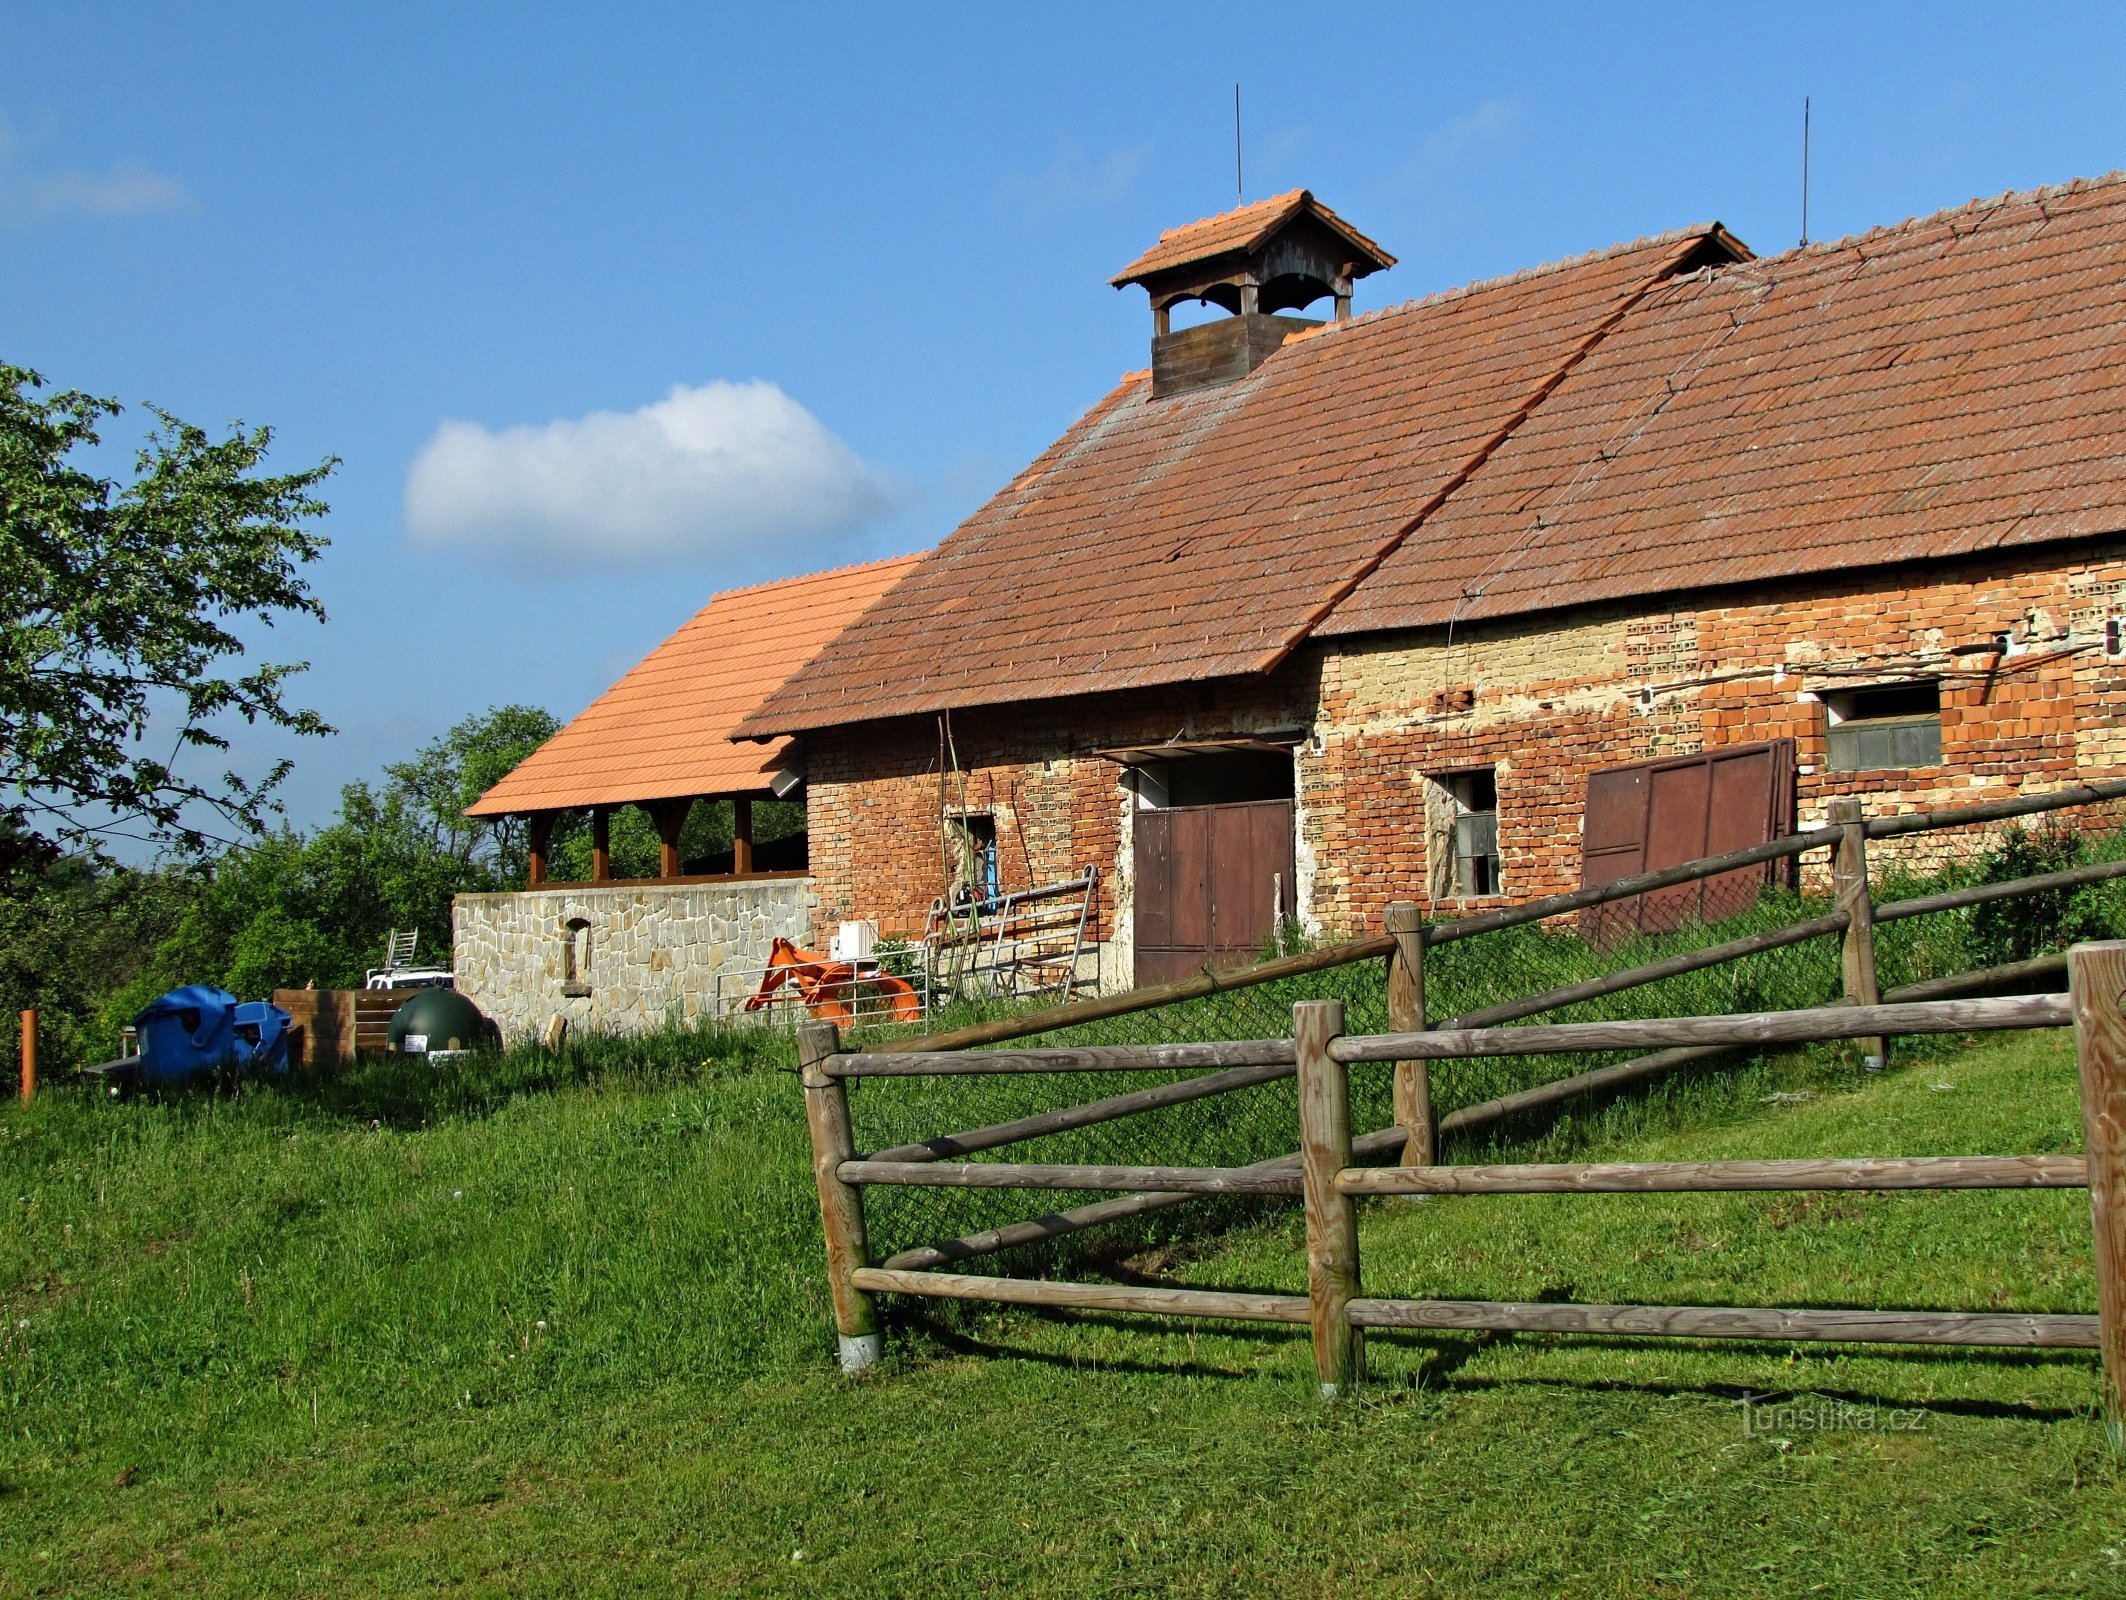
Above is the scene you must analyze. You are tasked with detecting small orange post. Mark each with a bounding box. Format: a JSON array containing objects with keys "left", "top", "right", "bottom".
[{"left": 19, "top": 1009, "right": 36, "bottom": 1104}]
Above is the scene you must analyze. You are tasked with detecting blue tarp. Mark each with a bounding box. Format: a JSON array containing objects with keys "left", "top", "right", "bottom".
[{"left": 132, "top": 986, "right": 291, "bottom": 1083}]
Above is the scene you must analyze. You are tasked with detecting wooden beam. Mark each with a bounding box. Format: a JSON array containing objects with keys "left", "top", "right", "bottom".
[
  {"left": 1437, "top": 910, "right": 1849, "bottom": 1033},
  {"left": 2070, "top": 941, "right": 2126, "bottom": 1449},
  {"left": 828, "top": 1037, "right": 1297, "bottom": 1077},
  {"left": 840, "top": 1159, "right": 1302, "bottom": 1194},
  {"left": 526, "top": 812, "right": 554, "bottom": 887},
  {"left": 851, "top": 1267, "right": 1311, "bottom": 1325},
  {"left": 1297, "top": 999, "right": 1362, "bottom": 1396},
  {"left": 590, "top": 807, "right": 611, "bottom": 883},
  {"left": 732, "top": 796, "right": 754, "bottom": 876},
  {"left": 1831, "top": 797, "right": 1886, "bottom": 1070},
  {"left": 1331, "top": 993, "right": 2072, "bottom": 1065},
  {"left": 863, "top": 1060, "right": 1297, "bottom": 1163},
  {"left": 1346, "top": 1297, "right": 2099, "bottom": 1348},
  {"left": 1384, "top": 902, "right": 1434, "bottom": 1166},
  {"left": 1337, "top": 1155, "right": 2089, "bottom": 1197},
  {"left": 1435, "top": 953, "right": 2080, "bottom": 1141},
  {"left": 798, "top": 1021, "right": 881, "bottom": 1373},
  {"left": 1877, "top": 854, "right": 2126, "bottom": 924},
  {"left": 841, "top": 1277, "right": 2098, "bottom": 1350},
  {"left": 654, "top": 799, "right": 692, "bottom": 880},
  {"left": 870, "top": 935, "right": 1399, "bottom": 1055},
  {"left": 1864, "top": 777, "right": 2126, "bottom": 840}
]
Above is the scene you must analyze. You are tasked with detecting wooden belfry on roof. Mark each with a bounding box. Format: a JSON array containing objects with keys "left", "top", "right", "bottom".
[
  {"left": 1111, "top": 189, "right": 1397, "bottom": 397},
  {"left": 467, "top": 555, "right": 917, "bottom": 885}
]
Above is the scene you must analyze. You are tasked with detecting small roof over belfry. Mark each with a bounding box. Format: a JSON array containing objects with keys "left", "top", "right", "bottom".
[
  {"left": 1110, "top": 189, "right": 1396, "bottom": 297},
  {"left": 466, "top": 553, "right": 918, "bottom": 818}
]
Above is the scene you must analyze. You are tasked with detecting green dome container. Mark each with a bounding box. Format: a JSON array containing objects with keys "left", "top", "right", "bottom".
[{"left": 387, "top": 989, "right": 493, "bottom": 1055}]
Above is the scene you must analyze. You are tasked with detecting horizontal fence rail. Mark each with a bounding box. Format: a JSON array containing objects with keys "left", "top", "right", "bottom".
[
  {"left": 1330, "top": 994, "right": 2072, "bottom": 1065},
  {"left": 827, "top": 994, "right": 2071, "bottom": 1080},
  {"left": 1335, "top": 1155, "right": 2090, "bottom": 1196},
  {"left": 842, "top": 1270, "right": 2100, "bottom": 1349}
]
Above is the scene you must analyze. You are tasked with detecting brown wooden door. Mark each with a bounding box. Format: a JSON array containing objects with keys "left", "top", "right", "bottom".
[
  {"left": 1133, "top": 799, "right": 1295, "bottom": 984},
  {"left": 1580, "top": 741, "right": 1796, "bottom": 944}
]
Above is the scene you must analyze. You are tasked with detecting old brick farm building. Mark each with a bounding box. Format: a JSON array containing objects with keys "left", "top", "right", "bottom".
[{"left": 464, "top": 178, "right": 2126, "bottom": 1032}]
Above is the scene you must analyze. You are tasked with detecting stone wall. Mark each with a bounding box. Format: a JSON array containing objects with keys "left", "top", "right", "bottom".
[{"left": 452, "top": 876, "right": 815, "bottom": 1045}]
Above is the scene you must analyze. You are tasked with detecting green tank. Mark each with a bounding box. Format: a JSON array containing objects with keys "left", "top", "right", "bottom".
[{"left": 387, "top": 989, "right": 494, "bottom": 1056}]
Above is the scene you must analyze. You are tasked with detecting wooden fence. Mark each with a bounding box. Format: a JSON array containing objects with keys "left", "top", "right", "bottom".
[
  {"left": 801, "top": 965, "right": 2123, "bottom": 1442},
  {"left": 827, "top": 784, "right": 2126, "bottom": 1277}
]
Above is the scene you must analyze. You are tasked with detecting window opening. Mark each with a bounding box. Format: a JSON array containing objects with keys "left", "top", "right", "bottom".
[
  {"left": 562, "top": 917, "right": 592, "bottom": 995},
  {"left": 1129, "top": 751, "right": 1295, "bottom": 808},
  {"left": 1824, "top": 681, "right": 1942, "bottom": 772},
  {"left": 1424, "top": 769, "right": 1501, "bottom": 898},
  {"left": 946, "top": 814, "right": 1000, "bottom": 906}
]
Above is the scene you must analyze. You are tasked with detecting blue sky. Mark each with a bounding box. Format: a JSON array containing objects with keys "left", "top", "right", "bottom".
[{"left": 8, "top": 2, "right": 2126, "bottom": 840}]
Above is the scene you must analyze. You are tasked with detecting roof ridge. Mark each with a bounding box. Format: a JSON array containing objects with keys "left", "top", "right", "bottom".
[
  {"left": 1751, "top": 169, "right": 2126, "bottom": 266},
  {"left": 1325, "top": 222, "right": 1727, "bottom": 334},
  {"left": 1144, "top": 188, "right": 1305, "bottom": 248},
  {"left": 693, "top": 548, "right": 924, "bottom": 605}
]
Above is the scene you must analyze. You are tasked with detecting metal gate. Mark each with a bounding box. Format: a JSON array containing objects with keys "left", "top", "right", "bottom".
[
  {"left": 1131, "top": 799, "right": 1295, "bottom": 985},
  {"left": 1581, "top": 741, "right": 1797, "bottom": 943}
]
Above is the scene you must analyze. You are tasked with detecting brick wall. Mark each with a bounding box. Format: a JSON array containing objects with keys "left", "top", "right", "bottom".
[{"left": 805, "top": 540, "right": 2126, "bottom": 980}]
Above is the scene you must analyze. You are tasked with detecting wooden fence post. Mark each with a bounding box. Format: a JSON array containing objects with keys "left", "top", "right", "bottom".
[
  {"left": 2069, "top": 941, "right": 2126, "bottom": 1450},
  {"left": 1830, "top": 797, "right": 1886, "bottom": 1071},
  {"left": 1385, "top": 904, "right": 1435, "bottom": 1166},
  {"left": 1296, "top": 999, "right": 1362, "bottom": 1397},
  {"left": 798, "top": 1020, "right": 882, "bottom": 1374},
  {"left": 18, "top": 1009, "right": 34, "bottom": 1105}
]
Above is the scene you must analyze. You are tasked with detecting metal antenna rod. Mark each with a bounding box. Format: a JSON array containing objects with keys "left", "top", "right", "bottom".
[
  {"left": 1800, "top": 96, "right": 1811, "bottom": 246},
  {"left": 1235, "top": 84, "right": 1243, "bottom": 203}
]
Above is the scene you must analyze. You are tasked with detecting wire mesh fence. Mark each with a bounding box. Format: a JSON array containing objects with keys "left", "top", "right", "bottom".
[{"left": 841, "top": 797, "right": 2126, "bottom": 1270}]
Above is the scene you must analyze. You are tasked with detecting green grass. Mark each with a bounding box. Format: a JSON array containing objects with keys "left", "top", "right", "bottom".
[{"left": 3, "top": 1020, "right": 2122, "bottom": 1597}]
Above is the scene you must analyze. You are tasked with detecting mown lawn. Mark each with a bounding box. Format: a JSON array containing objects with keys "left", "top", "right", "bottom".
[{"left": 3, "top": 1028, "right": 2122, "bottom": 1597}]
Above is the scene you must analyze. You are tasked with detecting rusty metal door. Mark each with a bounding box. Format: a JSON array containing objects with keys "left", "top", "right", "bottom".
[
  {"left": 1580, "top": 741, "right": 1796, "bottom": 944},
  {"left": 1133, "top": 799, "right": 1295, "bottom": 984}
]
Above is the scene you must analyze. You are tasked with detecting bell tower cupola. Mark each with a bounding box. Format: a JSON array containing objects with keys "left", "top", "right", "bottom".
[{"left": 1111, "top": 190, "right": 1395, "bottom": 397}]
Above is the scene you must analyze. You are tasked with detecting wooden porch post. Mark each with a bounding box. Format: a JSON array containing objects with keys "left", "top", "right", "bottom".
[
  {"left": 2069, "top": 941, "right": 2126, "bottom": 1450},
  {"left": 526, "top": 812, "right": 554, "bottom": 887},
  {"left": 591, "top": 807, "right": 612, "bottom": 883},
  {"left": 733, "top": 797, "right": 754, "bottom": 875},
  {"left": 1385, "top": 902, "right": 1435, "bottom": 1166},
  {"left": 654, "top": 799, "right": 692, "bottom": 881},
  {"left": 1297, "top": 998, "right": 1362, "bottom": 1397},
  {"left": 1830, "top": 798, "right": 1885, "bottom": 1070},
  {"left": 798, "top": 1020, "right": 882, "bottom": 1373}
]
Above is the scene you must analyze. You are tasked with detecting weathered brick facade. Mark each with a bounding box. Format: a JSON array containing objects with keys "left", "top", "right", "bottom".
[{"left": 805, "top": 541, "right": 2126, "bottom": 978}]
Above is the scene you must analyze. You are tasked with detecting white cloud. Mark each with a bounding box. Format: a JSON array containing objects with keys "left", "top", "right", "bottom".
[
  {"left": 402, "top": 381, "right": 900, "bottom": 568},
  {"left": 999, "top": 141, "right": 1148, "bottom": 220},
  {"left": 0, "top": 113, "right": 197, "bottom": 219}
]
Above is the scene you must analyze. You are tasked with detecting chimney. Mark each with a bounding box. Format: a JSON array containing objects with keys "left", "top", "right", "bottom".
[{"left": 1110, "top": 190, "right": 1396, "bottom": 398}]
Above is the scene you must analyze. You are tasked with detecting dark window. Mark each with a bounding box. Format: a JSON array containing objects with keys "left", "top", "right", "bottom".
[
  {"left": 947, "top": 814, "right": 1000, "bottom": 904},
  {"left": 1133, "top": 751, "right": 1296, "bottom": 808},
  {"left": 1426, "top": 769, "right": 1501, "bottom": 897},
  {"left": 1825, "top": 682, "right": 1942, "bottom": 772}
]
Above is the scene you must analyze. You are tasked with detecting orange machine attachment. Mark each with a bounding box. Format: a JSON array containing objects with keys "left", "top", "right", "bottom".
[{"left": 743, "top": 937, "right": 922, "bottom": 1026}]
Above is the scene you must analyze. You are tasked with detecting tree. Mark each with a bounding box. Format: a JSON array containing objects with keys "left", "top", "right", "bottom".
[
  {"left": 381, "top": 704, "right": 560, "bottom": 879},
  {"left": 1, "top": 363, "right": 336, "bottom": 854}
]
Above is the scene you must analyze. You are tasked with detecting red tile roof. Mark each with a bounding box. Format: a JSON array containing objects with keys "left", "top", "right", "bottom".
[
  {"left": 1110, "top": 189, "right": 1396, "bottom": 286},
  {"left": 466, "top": 554, "right": 919, "bottom": 816},
  {"left": 744, "top": 174, "right": 2126, "bottom": 742},
  {"left": 1323, "top": 174, "right": 2126, "bottom": 636},
  {"left": 741, "top": 224, "right": 1735, "bottom": 736}
]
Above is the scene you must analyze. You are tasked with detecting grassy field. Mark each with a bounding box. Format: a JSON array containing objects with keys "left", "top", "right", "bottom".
[{"left": 3, "top": 1020, "right": 2122, "bottom": 1597}]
